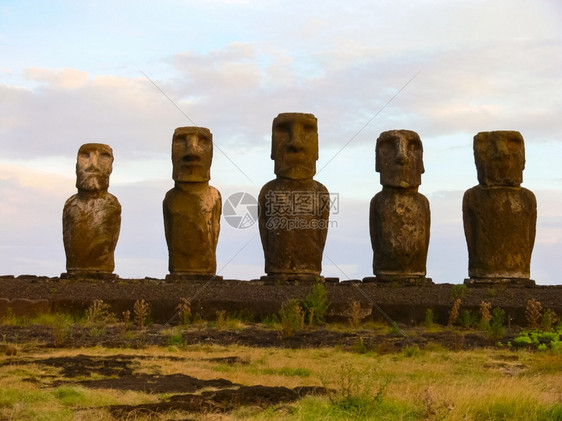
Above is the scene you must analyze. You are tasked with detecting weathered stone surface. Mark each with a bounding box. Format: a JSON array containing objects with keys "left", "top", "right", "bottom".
[
  {"left": 163, "top": 127, "right": 221, "bottom": 280},
  {"left": 259, "top": 113, "right": 329, "bottom": 282},
  {"left": 0, "top": 298, "right": 50, "bottom": 317},
  {"left": 367, "top": 130, "right": 431, "bottom": 284},
  {"left": 463, "top": 131, "right": 536, "bottom": 284},
  {"left": 62, "top": 143, "right": 121, "bottom": 278}
]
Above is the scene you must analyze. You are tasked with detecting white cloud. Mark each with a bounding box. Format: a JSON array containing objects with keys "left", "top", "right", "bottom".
[{"left": 24, "top": 68, "right": 89, "bottom": 89}]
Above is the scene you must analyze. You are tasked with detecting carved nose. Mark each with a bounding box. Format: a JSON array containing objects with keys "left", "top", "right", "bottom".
[
  {"left": 288, "top": 125, "right": 305, "bottom": 150},
  {"left": 495, "top": 140, "right": 509, "bottom": 156},
  {"left": 86, "top": 153, "right": 99, "bottom": 170},
  {"left": 184, "top": 136, "right": 200, "bottom": 153},
  {"left": 395, "top": 141, "right": 407, "bottom": 165}
]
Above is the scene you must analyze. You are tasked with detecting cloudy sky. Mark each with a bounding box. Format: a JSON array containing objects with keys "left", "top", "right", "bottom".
[{"left": 1, "top": 0, "right": 561, "bottom": 284}]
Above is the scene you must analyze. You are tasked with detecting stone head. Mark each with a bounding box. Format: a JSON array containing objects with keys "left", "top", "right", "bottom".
[
  {"left": 172, "top": 127, "right": 213, "bottom": 183},
  {"left": 76, "top": 143, "right": 114, "bottom": 192},
  {"left": 474, "top": 131, "right": 525, "bottom": 187},
  {"left": 271, "top": 113, "right": 318, "bottom": 179},
  {"left": 375, "top": 130, "right": 424, "bottom": 188}
]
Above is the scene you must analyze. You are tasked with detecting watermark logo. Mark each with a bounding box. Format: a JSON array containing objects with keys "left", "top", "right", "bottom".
[
  {"left": 223, "top": 192, "right": 258, "bottom": 229},
  {"left": 264, "top": 191, "right": 339, "bottom": 230},
  {"left": 265, "top": 216, "right": 338, "bottom": 231},
  {"left": 264, "top": 191, "right": 339, "bottom": 216}
]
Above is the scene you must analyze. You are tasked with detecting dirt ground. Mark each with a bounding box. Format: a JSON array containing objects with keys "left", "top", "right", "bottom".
[
  {"left": 0, "top": 322, "right": 495, "bottom": 351},
  {"left": 0, "top": 322, "right": 518, "bottom": 418},
  {"left": 0, "top": 347, "right": 329, "bottom": 417}
]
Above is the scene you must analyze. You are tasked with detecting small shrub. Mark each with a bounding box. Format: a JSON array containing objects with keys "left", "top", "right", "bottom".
[
  {"left": 541, "top": 309, "right": 559, "bottom": 332},
  {"left": 486, "top": 307, "right": 506, "bottom": 340},
  {"left": 322, "top": 362, "right": 390, "bottom": 412},
  {"left": 388, "top": 322, "right": 400, "bottom": 335},
  {"left": 525, "top": 298, "right": 543, "bottom": 329},
  {"left": 85, "top": 300, "right": 116, "bottom": 326},
  {"left": 423, "top": 308, "right": 433, "bottom": 328},
  {"left": 121, "top": 310, "right": 130, "bottom": 326},
  {"left": 303, "top": 283, "right": 329, "bottom": 325},
  {"left": 51, "top": 314, "right": 72, "bottom": 347},
  {"left": 216, "top": 310, "right": 227, "bottom": 330},
  {"left": 167, "top": 333, "right": 184, "bottom": 347},
  {"left": 513, "top": 333, "right": 533, "bottom": 348},
  {"left": 459, "top": 310, "right": 478, "bottom": 329},
  {"left": 278, "top": 299, "right": 304, "bottom": 338},
  {"left": 348, "top": 301, "right": 362, "bottom": 329},
  {"left": 448, "top": 299, "right": 461, "bottom": 327},
  {"left": 261, "top": 314, "right": 279, "bottom": 328},
  {"left": 403, "top": 345, "right": 422, "bottom": 358},
  {"left": 0, "top": 307, "right": 17, "bottom": 325},
  {"left": 538, "top": 331, "right": 559, "bottom": 343},
  {"left": 480, "top": 301, "right": 492, "bottom": 329},
  {"left": 422, "top": 387, "right": 454, "bottom": 419},
  {"left": 133, "top": 299, "right": 150, "bottom": 328},
  {"left": 175, "top": 298, "right": 192, "bottom": 325}
]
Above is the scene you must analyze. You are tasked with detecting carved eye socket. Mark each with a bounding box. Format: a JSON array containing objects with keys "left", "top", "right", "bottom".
[
  {"left": 275, "top": 122, "right": 290, "bottom": 133},
  {"left": 507, "top": 138, "right": 523, "bottom": 149},
  {"left": 409, "top": 140, "right": 422, "bottom": 152},
  {"left": 199, "top": 136, "right": 212, "bottom": 147}
]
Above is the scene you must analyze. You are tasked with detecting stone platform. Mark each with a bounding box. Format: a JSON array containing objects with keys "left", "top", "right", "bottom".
[{"left": 0, "top": 275, "right": 560, "bottom": 327}]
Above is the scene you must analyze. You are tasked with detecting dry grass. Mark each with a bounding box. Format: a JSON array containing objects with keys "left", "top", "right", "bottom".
[{"left": 0, "top": 342, "right": 560, "bottom": 420}]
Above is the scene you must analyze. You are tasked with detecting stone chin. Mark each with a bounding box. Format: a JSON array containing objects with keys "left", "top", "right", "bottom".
[
  {"left": 173, "top": 166, "right": 210, "bottom": 183},
  {"left": 379, "top": 174, "right": 421, "bottom": 189},
  {"left": 478, "top": 167, "right": 523, "bottom": 188},
  {"left": 76, "top": 174, "right": 109, "bottom": 191},
  {"left": 274, "top": 164, "right": 316, "bottom": 180}
]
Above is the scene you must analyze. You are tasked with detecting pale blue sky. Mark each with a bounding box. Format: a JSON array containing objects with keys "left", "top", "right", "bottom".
[{"left": 1, "top": 0, "right": 561, "bottom": 283}]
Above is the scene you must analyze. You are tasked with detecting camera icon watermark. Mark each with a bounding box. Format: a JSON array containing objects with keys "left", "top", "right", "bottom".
[{"left": 223, "top": 192, "right": 258, "bottom": 229}]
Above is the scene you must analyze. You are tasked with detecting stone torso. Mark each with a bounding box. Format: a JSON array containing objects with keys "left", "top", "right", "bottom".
[
  {"left": 463, "top": 185, "right": 536, "bottom": 279},
  {"left": 258, "top": 178, "right": 329, "bottom": 276},
  {"left": 163, "top": 185, "right": 221, "bottom": 274},
  {"left": 370, "top": 188, "right": 430, "bottom": 277},
  {"left": 63, "top": 193, "right": 121, "bottom": 273}
]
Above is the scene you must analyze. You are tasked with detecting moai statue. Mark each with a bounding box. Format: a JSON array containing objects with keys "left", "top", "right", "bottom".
[
  {"left": 163, "top": 127, "right": 222, "bottom": 281},
  {"left": 364, "top": 130, "right": 431, "bottom": 285},
  {"left": 62, "top": 143, "right": 121, "bottom": 279},
  {"left": 258, "top": 112, "right": 331, "bottom": 282},
  {"left": 463, "top": 131, "right": 536, "bottom": 285}
]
